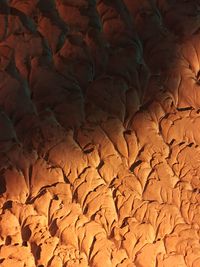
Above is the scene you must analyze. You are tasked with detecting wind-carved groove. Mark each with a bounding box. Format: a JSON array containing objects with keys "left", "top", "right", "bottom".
[
  {"left": 88, "top": 236, "right": 97, "bottom": 264},
  {"left": 177, "top": 107, "right": 194, "bottom": 111},
  {"left": 169, "top": 138, "right": 175, "bottom": 146},
  {"left": 61, "top": 168, "right": 70, "bottom": 184},
  {"left": 129, "top": 160, "right": 142, "bottom": 173},
  {"left": 28, "top": 165, "right": 33, "bottom": 187},
  {"left": 123, "top": 129, "right": 132, "bottom": 135},
  {"left": 83, "top": 143, "right": 95, "bottom": 154},
  {"left": 97, "top": 159, "right": 104, "bottom": 170}
]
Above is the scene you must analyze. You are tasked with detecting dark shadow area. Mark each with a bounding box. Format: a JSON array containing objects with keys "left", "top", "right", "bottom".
[{"left": 0, "top": 0, "right": 198, "bottom": 199}]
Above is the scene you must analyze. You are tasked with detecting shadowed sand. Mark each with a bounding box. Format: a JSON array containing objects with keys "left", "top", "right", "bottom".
[{"left": 0, "top": 0, "right": 200, "bottom": 266}]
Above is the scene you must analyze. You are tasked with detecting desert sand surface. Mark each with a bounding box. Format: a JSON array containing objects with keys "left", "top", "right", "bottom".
[{"left": 0, "top": 0, "right": 200, "bottom": 266}]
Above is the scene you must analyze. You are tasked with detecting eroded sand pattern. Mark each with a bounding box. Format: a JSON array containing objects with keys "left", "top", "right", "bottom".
[{"left": 0, "top": 0, "right": 200, "bottom": 266}]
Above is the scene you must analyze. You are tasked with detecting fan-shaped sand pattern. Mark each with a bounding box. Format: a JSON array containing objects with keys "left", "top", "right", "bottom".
[{"left": 0, "top": 0, "right": 200, "bottom": 266}]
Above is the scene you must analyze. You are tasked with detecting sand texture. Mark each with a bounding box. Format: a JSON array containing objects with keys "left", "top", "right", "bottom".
[{"left": 0, "top": 0, "right": 200, "bottom": 266}]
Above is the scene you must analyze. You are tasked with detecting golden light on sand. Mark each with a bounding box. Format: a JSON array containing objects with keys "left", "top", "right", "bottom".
[{"left": 0, "top": 0, "right": 200, "bottom": 266}]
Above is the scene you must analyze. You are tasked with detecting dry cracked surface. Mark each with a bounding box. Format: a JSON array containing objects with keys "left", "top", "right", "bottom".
[{"left": 0, "top": 0, "right": 200, "bottom": 266}]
